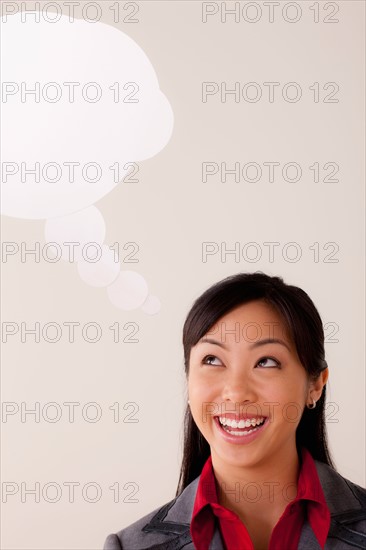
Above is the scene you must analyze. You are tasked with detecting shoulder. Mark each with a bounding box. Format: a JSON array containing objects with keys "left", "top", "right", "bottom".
[
  {"left": 103, "top": 477, "right": 200, "bottom": 550},
  {"left": 314, "top": 459, "right": 366, "bottom": 513},
  {"left": 102, "top": 499, "right": 182, "bottom": 550},
  {"left": 314, "top": 460, "right": 366, "bottom": 547}
]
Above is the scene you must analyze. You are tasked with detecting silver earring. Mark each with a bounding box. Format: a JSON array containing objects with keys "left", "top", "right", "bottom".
[
  {"left": 187, "top": 400, "right": 190, "bottom": 405},
  {"left": 307, "top": 397, "right": 316, "bottom": 409}
]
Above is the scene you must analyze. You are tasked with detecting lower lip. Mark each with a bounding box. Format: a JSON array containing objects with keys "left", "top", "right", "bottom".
[{"left": 214, "top": 416, "right": 269, "bottom": 445}]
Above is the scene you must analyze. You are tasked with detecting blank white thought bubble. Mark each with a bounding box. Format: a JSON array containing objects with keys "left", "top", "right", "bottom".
[{"left": 1, "top": 13, "right": 174, "bottom": 219}]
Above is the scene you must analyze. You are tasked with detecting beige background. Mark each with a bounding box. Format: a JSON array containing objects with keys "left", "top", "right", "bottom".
[{"left": 1, "top": 1, "right": 365, "bottom": 549}]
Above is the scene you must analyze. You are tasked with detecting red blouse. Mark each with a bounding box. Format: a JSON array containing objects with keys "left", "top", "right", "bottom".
[{"left": 190, "top": 447, "right": 331, "bottom": 550}]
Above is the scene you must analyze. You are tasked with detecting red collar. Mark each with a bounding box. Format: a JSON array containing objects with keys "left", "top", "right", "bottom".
[{"left": 191, "top": 447, "right": 331, "bottom": 549}]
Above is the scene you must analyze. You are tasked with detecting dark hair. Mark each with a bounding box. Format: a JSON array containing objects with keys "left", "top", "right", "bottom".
[{"left": 176, "top": 271, "right": 336, "bottom": 497}]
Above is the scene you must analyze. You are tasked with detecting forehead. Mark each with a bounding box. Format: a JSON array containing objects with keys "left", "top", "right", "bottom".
[
  {"left": 201, "top": 300, "right": 292, "bottom": 344},
  {"left": 220, "top": 300, "right": 282, "bottom": 322}
]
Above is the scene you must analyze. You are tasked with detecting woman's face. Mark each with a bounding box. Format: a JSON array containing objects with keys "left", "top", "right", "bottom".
[{"left": 188, "top": 300, "right": 314, "bottom": 468}]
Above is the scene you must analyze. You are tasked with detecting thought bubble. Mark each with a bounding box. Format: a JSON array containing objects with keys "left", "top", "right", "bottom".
[
  {"left": 1, "top": 13, "right": 173, "bottom": 219},
  {"left": 44, "top": 206, "right": 105, "bottom": 262},
  {"left": 77, "top": 244, "right": 120, "bottom": 287},
  {"left": 107, "top": 270, "right": 149, "bottom": 310},
  {"left": 1, "top": 12, "right": 172, "bottom": 312},
  {"left": 141, "top": 295, "right": 161, "bottom": 315}
]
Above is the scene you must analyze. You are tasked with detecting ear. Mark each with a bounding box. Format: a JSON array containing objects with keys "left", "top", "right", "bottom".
[{"left": 308, "top": 368, "right": 329, "bottom": 404}]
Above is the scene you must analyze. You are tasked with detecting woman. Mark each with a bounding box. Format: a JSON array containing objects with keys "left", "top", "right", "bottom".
[{"left": 103, "top": 272, "right": 366, "bottom": 550}]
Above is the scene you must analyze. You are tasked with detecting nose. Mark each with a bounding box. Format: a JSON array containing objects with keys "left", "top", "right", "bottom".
[{"left": 221, "top": 367, "right": 259, "bottom": 413}]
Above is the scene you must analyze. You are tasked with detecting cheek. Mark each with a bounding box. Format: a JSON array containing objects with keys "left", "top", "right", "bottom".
[
  {"left": 188, "top": 368, "right": 221, "bottom": 400},
  {"left": 188, "top": 373, "right": 219, "bottom": 429},
  {"left": 285, "top": 373, "right": 308, "bottom": 399},
  {"left": 188, "top": 375, "right": 213, "bottom": 406},
  {"left": 271, "top": 377, "right": 308, "bottom": 423},
  {"left": 254, "top": 375, "right": 308, "bottom": 420},
  {"left": 271, "top": 369, "right": 307, "bottom": 395}
]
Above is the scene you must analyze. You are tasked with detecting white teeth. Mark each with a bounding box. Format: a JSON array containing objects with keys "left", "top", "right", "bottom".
[
  {"left": 218, "top": 416, "right": 265, "bottom": 429},
  {"left": 224, "top": 426, "right": 260, "bottom": 436}
]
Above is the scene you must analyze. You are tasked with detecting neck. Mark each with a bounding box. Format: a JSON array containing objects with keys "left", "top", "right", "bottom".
[{"left": 211, "top": 442, "right": 301, "bottom": 520}]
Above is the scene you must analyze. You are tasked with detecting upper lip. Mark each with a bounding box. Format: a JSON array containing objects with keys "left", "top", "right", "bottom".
[{"left": 214, "top": 413, "right": 267, "bottom": 421}]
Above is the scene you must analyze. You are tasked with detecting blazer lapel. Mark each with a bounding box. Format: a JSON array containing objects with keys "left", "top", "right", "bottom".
[
  {"left": 297, "top": 517, "right": 323, "bottom": 549},
  {"left": 141, "top": 477, "right": 226, "bottom": 550},
  {"left": 297, "top": 459, "right": 366, "bottom": 549},
  {"left": 142, "top": 458, "right": 365, "bottom": 550}
]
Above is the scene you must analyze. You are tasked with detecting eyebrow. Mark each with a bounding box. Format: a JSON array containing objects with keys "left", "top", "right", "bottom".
[{"left": 197, "top": 337, "right": 291, "bottom": 351}]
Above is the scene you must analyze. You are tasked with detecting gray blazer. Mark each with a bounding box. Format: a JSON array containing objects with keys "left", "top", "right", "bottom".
[{"left": 103, "top": 460, "right": 366, "bottom": 549}]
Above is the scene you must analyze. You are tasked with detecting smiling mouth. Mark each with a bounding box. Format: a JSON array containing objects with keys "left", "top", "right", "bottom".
[{"left": 214, "top": 416, "right": 267, "bottom": 436}]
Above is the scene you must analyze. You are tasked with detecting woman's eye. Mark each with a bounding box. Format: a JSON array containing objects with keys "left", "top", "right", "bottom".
[
  {"left": 201, "top": 355, "right": 222, "bottom": 366},
  {"left": 257, "top": 357, "right": 280, "bottom": 368},
  {"left": 200, "top": 355, "right": 280, "bottom": 368}
]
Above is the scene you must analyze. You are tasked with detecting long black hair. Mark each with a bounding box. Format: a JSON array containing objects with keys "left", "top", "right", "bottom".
[{"left": 176, "top": 271, "right": 336, "bottom": 497}]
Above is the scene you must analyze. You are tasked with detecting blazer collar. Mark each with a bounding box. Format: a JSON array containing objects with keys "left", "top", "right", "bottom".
[{"left": 141, "top": 459, "right": 366, "bottom": 550}]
